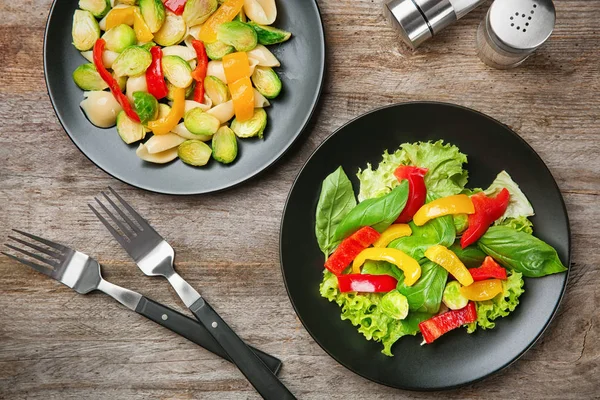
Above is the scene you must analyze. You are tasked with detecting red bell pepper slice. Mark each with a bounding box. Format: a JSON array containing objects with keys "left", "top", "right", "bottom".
[
  {"left": 324, "top": 226, "right": 381, "bottom": 275},
  {"left": 394, "top": 166, "right": 428, "bottom": 223},
  {"left": 337, "top": 274, "right": 398, "bottom": 293},
  {"left": 163, "top": 0, "right": 187, "bottom": 15},
  {"left": 419, "top": 302, "right": 477, "bottom": 344},
  {"left": 93, "top": 39, "right": 140, "bottom": 123},
  {"left": 460, "top": 188, "right": 510, "bottom": 249},
  {"left": 469, "top": 256, "right": 507, "bottom": 281},
  {"left": 190, "top": 40, "right": 209, "bottom": 103},
  {"left": 146, "top": 46, "right": 169, "bottom": 100}
]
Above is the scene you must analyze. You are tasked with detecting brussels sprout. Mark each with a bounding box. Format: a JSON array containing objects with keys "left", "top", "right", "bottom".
[
  {"left": 157, "top": 103, "right": 171, "bottom": 119},
  {"left": 153, "top": 13, "right": 186, "bottom": 46},
  {"left": 183, "top": 0, "right": 217, "bottom": 27},
  {"left": 251, "top": 66, "right": 281, "bottom": 99},
  {"left": 79, "top": 0, "right": 111, "bottom": 18},
  {"left": 232, "top": 8, "right": 246, "bottom": 23},
  {"left": 72, "top": 63, "right": 108, "bottom": 91},
  {"left": 116, "top": 110, "right": 146, "bottom": 144},
  {"left": 212, "top": 126, "right": 238, "bottom": 164},
  {"left": 112, "top": 46, "right": 152, "bottom": 77},
  {"left": 80, "top": 91, "right": 122, "bottom": 128},
  {"left": 72, "top": 10, "right": 101, "bottom": 51},
  {"left": 204, "top": 76, "right": 229, "bottom": 105},
  {"left": 162, "top": 55, "right": 193, "bottom": 88},
  {"left": 216, "top": 21, "right": 257, "bottom": 52},
  {"left": 184, "top": 108, "right": 220, "bottom": 136},
  {"left": 442, "top": 281, "right": 469, "bottom": 310},
  {"left": 204, "top": 40, "right": 235, "bottom": 61},
  {"left": 248, "top": 22, "right": 292, "bottom": 45},
  {"left": 139, "top": 0, "right": 166, "bottom": 33},
  {"left": 166, "top": 81, "right": 195, "bottom": 101},
  {"left": 178, "top": 140, "right": 212, "bottom": 166},
  {"left": 231, "top": 108, "right": 267, "bottom": 138},
  {"left": 102, "top": 24, "right": 137, "bottom": 53},
  {"left": 132, "top": 91, "right": 158, "bottom": 123},
  {"left": 126, "top": 74, "right": 148, "bottom": 102},
  {"left": 380, "top": 290, "right": 409, "bottom": 320},
  {"left": 140, "top": 41, "right": 157, "bottom": 51}
]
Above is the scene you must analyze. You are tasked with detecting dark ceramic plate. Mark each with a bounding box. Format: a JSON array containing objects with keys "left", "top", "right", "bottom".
[
  {"left": 280, "top": 102, "right": 570, "bottom": 390},
  {"left": 44, "top": 0, "right": 324, "bottom": 195}
]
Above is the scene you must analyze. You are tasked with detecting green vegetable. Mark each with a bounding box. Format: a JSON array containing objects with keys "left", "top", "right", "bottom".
[
  {"left": 380, "top": 291, "right": 409, "bottom": 320},
  {"left": 357, "top": 140, "right": 468, "bottom": 201},
  {"left": 233, "top": 9, "right": 246, "bottom": 22},
  {"left": 162, "top": 55, "right": 193, "bottom": 88},
  {"left": 495, "top": 216, "right": 533, "bottom": 234},
  {"left": 184, "top": 108, "right": 220, "bottom": 136},
  {"left": 183, "top": 0, "right": 218, "bottom": 27},
  {"left": 79, "top": 0, "right": 111, "bottom": 18},
  {"left": 178, "top": 139, "right": 212, "bottom": 166},
  {"left": 484, "top": 171, "right": 534, "bottom": 221},
  {"left": 72, "top": 10, "right": 101, "bottom": 51},
  {"left": 216, "top": 21, "right": 258, "bottom": 52},
  {"left": 397, "top": 260, "right": 448, "bottom": 314},
  {"left": 333, "top": 181, "right": 409, "bottom": 243},
  {"left": 204, "top": 76, "right": 230, "bottom": 105},
  {"left": 390, "top": 216, "right": 455, "bottom": 260},
  {"left": 212, "top": 126, "right": 238, "bottom": 164},
  {"left": 361, "top": 261, "right": 403, "bottom": 280},
  {"left": 453, "top": 213, "right": 469, "bottom": 234},
  {"left": 139, "top": 0, "right": 166, "bottom": 33},
  {"left": 231, "top": 108, "right": 267, "bottom": 138},
  {"left": 251, "top": 66, "right": 282, "bottom": 99},
  {"left": 166, "top": 80, "right": 195, "bottom": 101},
  {"left": 442, "top": 281, "right": 469, "bottom": 310},
  {"left": 314, "top": 167, "right": 357, "bottom": 257},
  {"left": 140, "top": 41, "right": 157, "bottom": 51},
  {"left": 478, "top": 226, "right": 568, "bottom": 277},
  {"left": 72, "top": 63, "right": 108, "bottom": 91},
  {"left": 132, "top": 92, "right": 158, "bottom": 124},
  {"left": 205, "top": 40, "right": 235, "bottom": 60},
  {"left": 153, "top": 13, "right": 186, "bottom": 46},
  {"left": 449, "top": 242, "right": 486, "bottom": 268},
  {"left": 467, "top": 272, "right": 525, "bottom": 333},
  {"left": 102, "top": 24, "right": 137, "bottom": 53},
  {"left": 248, "top": 22, "right": 292, "bottom": 45},
  {"left": 111, "top": 46, "right": 152, "bottom": 77},
  {"left": 116, "top": 111, "right": 146, "bottom": 144}
]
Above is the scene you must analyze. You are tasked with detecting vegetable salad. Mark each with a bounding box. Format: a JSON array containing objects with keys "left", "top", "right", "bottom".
[
  {"left": 315, "top": 140, "right": 567, "bottom": 355},
  {"left": 71, "top": 0, "right": 291, "bottom": 167}
]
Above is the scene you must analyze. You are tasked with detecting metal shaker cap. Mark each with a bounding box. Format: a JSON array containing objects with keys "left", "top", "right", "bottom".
[
  {"left": 385, "top": 0, "right": 457, "bottom": 49},
  {"left": 487, "top": 0, "right": 556, "bottom": 54}
]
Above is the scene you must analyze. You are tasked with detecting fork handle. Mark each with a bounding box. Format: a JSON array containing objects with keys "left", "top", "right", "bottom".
[
  {"left": 135, "top": 297, "right": 282, "bottom": 375},
  {"left": 190, "top": 297, "right": 296, "bottom": 400}
]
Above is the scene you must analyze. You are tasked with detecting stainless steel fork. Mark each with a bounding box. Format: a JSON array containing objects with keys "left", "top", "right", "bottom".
[
  {"left": 2, "top": 230, "right": 282, "bottom": 374},
  {"left": 90, "top": 188, "right": 296, "bottom": 400}
]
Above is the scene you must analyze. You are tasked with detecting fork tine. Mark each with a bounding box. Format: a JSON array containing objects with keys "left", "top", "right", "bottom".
[
  {"left": 2, "top": 252, "right": 56, "bottom": 278},
  {"left": 4, "top": 244, "right": 61, "bottom": 268},
  {"left": 108, "top": 187, "right": 153, "bottom": 231},
  {"left": 8, "top": 235, "right": 63, "bottom": 260},
  {"left": 94, "top": 196, "right": 136, "bottom": 238},
  {"left": 101, "top": 191, "right": 140, "bottom": 233},
  {"left": 12, "top": 229, "right": 67, "bottom": 252},
  {"left": 88, "top": 203, "right": 130, "bottom": 248}
]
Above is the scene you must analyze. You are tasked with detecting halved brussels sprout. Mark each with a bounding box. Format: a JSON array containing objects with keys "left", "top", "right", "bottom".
[
  {"left": 212, "top": 126, "right": 238, "bottom": 164},
  {"left": 162, "top": 55, "right": 193, "bottom": 88},
  {"left": 216, "top": 21, "right": 257, "bottom": 52},
  {"left": 251, "top": 66, "right": 281, "bottom": 99},
  {"left": 140, "top": 41, "right": 157, "bottom": 51},
  {"left": 204, "top": 76, "right": 229, "bottom": 105},
  {"left": 126, "top": 74, "right": 148, "bottom": 102},
  {"left": 205, "top": 40, "right": 235, "bottom": 61},
  {"left": 139, "top": 0, "right": 166, "bottom": 33},
  {"left": 102, "top": 24, "right": 137, "bottom": 53},
  {"left": 79, "top": 0, "right": 111, "bottom": 18},
  {"left": 72, "top": 63, "right": 108, "bottom": 91},
  {"left": 153, "top": 13, "right": 186, "bottom": 46},
  {"left": 132, "top": 91, "right": 158, "bottom": 123},
  {"left": 166, "top": 80, "right": 195, "bottom": 101},
  {"left": 232, "top": 8, "right": 246, "bottom": 23},
  {"left": 80, "top": 91, "right": 123, "bottom": 128},
  {"left": 172, "top": 122, "right": 212, "bottom": 141},
  {"left": 380, "top": 290, "right": 409, "bottom": 320},
  {"left": 178, "top": 140, "right": 212, "bottom": 166},
  {"left": 248, "top": 22, "right": 291, "bottom": 45},
  {"left": 72, "top": 10, "right": 101, "bottom": 51},
  {"left": 184, "top": 108, "right": 220, "bottom": 136},
  {"left": 230, "top": 108, "right": 267, "bottom": 138},
  {"left": 116, "top": 110, "right": 146, "bottom": 144},
  {"left": 112, "top": 46, "right": 152, "bottom": 77},
  {"left": 442, "top": 281, "right": 469, "bottom": 310},
  {"left": 183, "top": 0, "right": 217, "bottom": 27}
]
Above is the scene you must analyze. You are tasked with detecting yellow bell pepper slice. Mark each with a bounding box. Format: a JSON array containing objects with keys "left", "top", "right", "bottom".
[
  {"left": 460, "top": 279, "right": 503, "bottom": 301},
  {"left": 352, "top": 248, "right": 421, "bottom": 286},
  {"left": 424, "top": 245, "right": 474, "bottom": 286},
  {"left": 229, "top": 77, "right": 255, "bottom": 122},
  {"left": 133, "top": 8, "right": 154, "bottom": 43},
  {"left": 199, "top": 0, "right": 245, "bottom": 43},
  {"left": 105, "top": 7, "right": 135, "bottom": 31},
  {"left": 373, "top": 224, "right": 412, "bottom": 248},
  {"left": 147, "top": 87, "right": 185, "bottom": 135},
  {"left": 222, "top": 52, "right": 251, "bottom": 84},
  {"left": 413, "top": 194, "right": 475, "bottom": 226}
]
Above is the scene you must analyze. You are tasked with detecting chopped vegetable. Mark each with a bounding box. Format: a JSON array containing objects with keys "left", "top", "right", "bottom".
[
  {"left": 324, "top": 226, "right": 381, "bottom": 275},
  {"left": 413, "top": 194, "right": 475, "bottom": 226},
  {"left": 162, "top": 55, "right": 193, "bottom": 88},
  {"left": 251, "top": 66, "right": 281, "bottom": 99},
  {"left": 229, "top": 77, "right": 256, "bottom": 122},
  {"left": 116, "top": 111, "right": 146, "bottom": 144},
  {"left": 217, "top": 21, "right": 258, "bottom": 52},
  {"left": 204, "top": 76, "right": 230, "bottom": 105},
  {"left": 132, "top": 91, "right": 159, "bottom": 124},
  {"left": 337, "top": 274, "right": 398, "bottom": 293},
  {"left": 419, "top": 302, "right": 477, "bottom": 344},
  {"left": 79, "top": 0, "right": 111, "bottom": 19},
  {"left": 424, "top": 244, "right": 474, "bottom": 286},
  {"left": 178, "top": 139, "right": 212, "bottom": 166},
  {"left": 460, "top": 279, "right": 503, "bottom": 301},
  {"left": 373, "top": 224, "right": 412, "bottom": 248},
  {"left": 105, "top": 7, "right": 135, "bottom": 31},
  {"left": 111, "top": 46, "right": 153, "bottom": 78},
  {"left": 469, "top": 256, "right": 507, "bottom": 281},
  {"left": 190, "top": 40, "right": 209, "bottom": 102},
  {"left": 132, "top": 8, "right": 155, "bottom": 43},
  {"left": 102, "top": 24, "right": 136, "bottom": 53},
  {"left": 72, "top": 63, "right": 108, "bottom": 91},
  {"left": 352, "top": 248, "right": 421, "bottom": 286},
  {"left": 163, "top": 0, "right": 188, "bottom": 15},
  {"left": 183, "top": 0, "right": 218, "bottom": 26},
  {"left": 222, "top": 52, "right": 251, "bottom": 83},
  {"left": 442, "top": 281, "right": 469, "bottom": 310},
  {"left": 248, "top": 22, "right": 291, "bottom": 45},
  {"left": 153, "top": 13, "right": 186, "bottom": 46},
  {"left": 380, "top": 290, "right": 410, "bottom": 320},
  {"left": 139, "top": 0, "right": 166, "bottom": 33},
  {"left": 146, "top": 46, "right": 169, "bottom": 100},
  {"left": 393, "top": 166, "right": 428, "bottom": 223},
  {"left": 212, "top": 126, "right": 238, "bottom": 164},
  {"left": 147, "top": 86, "right": 185, "bottom": 134},
  {"left": 72, "top": 10, "right": 101, "bottom": 51},
  {"left": 460, "top": 189, "right": 510, "bottom": 248},
  {"left": 205, "top": 40, "right": 235, "bottom": 60},
  {"left": 199, "top": 0, "right": 245, "bottom": 43},
  {"left": 184, "top": 108, "right": 220, "bottom": 136}
]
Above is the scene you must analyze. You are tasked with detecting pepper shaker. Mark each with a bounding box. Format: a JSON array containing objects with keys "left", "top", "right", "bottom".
[{"left": 476, "top": 0, "right": 556, "bottom": 69}]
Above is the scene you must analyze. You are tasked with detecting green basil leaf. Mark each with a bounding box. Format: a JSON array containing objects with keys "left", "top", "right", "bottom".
[
  {"left": 449, "top": 242, "right": 487, "bottom": 269},
  {"left": 396, "top": 260, "right": 448, "bottom": 314},
  {"left": 361, "top": 260, "right": 403, "bottom": 280},
  {"left": 315, "top": 166, "right": 357, "bottom": 257},
  {"left": 333, "top": 180, "right": 409, "bottom": 242},
  {"left": 389, "top": 215, "right": 455, "bottom": 260},
  {"left": 478, "top": 226, "right": 568, "bottom": 277}
]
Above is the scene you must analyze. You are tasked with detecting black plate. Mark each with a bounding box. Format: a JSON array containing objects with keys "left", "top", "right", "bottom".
[
  {"left": 44, "top": 0, "right": 324, "bottom": 195},
  {"left": 280, "top": 102, "right": 570, "bottom": 390}
]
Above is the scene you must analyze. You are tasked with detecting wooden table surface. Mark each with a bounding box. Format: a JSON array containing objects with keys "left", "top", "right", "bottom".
[{"left": 1, "top": 0, "right": 599, "bottom": 398}]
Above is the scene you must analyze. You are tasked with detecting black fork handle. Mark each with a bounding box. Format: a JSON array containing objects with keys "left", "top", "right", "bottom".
[
  {"left": 135, "top": 297, "right": 282, "bottom": 375},
  {"left": 190, "top": 297, "right": 296, "bottom": 400}
]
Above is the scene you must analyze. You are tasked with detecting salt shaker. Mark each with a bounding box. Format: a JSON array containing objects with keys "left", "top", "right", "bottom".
[{"left": 476, "top": 0, "right": 556, "bottom": 69}]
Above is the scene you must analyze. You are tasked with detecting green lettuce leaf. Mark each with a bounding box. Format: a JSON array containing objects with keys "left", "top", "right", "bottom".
[
  {"left": 484, "top": 171, "right": 534, "bottom": 221},
  {"left": 495, "top": 216, "right": 534, "bottom": 234}
]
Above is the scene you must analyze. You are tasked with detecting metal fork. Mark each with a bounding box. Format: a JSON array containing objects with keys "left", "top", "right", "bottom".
[
  {"left": 90, "top": 188, "right": 296, "bottom": 400},
  {"left": 2, "top": 230, "right": 282, "bottom": 375}
]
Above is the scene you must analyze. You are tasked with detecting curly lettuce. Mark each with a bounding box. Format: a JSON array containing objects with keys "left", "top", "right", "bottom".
[{"left": 495, "top": 216, "right": 534, "bottom": 234}]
